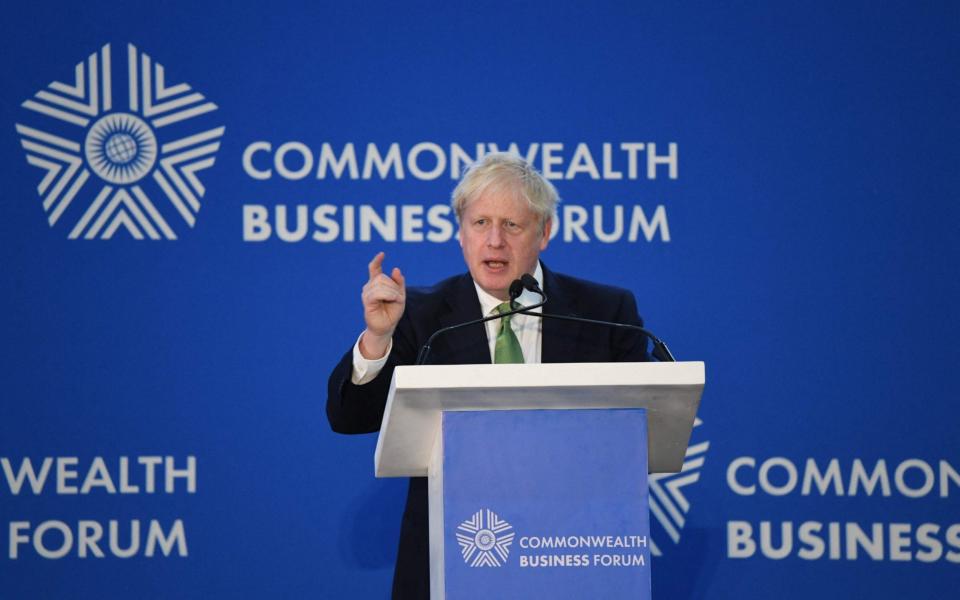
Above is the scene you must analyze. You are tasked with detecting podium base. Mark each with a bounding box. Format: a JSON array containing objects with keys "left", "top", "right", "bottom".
[{"left": 428, "top": 408, "right": 652, "bottom": 600}]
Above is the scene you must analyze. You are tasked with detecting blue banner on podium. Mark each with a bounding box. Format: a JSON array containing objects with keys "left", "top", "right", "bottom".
[{"left": 441, "top": 409, "right": 651, "bottom": 599}]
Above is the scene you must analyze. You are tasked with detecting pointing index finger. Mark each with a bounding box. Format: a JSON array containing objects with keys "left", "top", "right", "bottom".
[{"left": 368, "top": 252, "right": 385, "bottom": 280}]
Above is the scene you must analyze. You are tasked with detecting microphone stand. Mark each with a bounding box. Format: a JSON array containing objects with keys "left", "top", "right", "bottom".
[
  {"left": 515, "top": 275, "right": 676, "bottom": 362},
  {"left": 415, "top": 281, "right": 546, "bottom": 365}
]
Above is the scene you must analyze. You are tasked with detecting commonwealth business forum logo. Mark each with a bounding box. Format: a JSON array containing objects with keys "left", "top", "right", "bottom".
[
  {"left": 14, "top": 43, "right": 224, "bottom": 240},
  {"left": 453, "top": 421, "right": 709, "bottom": 569},
  {"left": 457, "top": 509, "right": 515, "bottom": 567}
]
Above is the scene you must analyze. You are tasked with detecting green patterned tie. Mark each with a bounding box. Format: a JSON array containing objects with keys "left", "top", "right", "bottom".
[{"left": 493, "top": 302, "right": 524, "bottom": 364}]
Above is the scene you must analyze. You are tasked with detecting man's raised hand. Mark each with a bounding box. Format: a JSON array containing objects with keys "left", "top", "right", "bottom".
[{"left": 359, "top": 252, "right": 406, "bottom": 359}]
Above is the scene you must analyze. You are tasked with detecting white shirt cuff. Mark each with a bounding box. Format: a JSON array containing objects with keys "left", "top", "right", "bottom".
[{"left": 351, "top": 332, "right": 392, "bottom": 385}]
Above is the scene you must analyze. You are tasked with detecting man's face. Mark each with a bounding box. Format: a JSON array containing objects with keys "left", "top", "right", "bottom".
[{"left": 459, "top": 189, "right": 551, "bottom": 300}]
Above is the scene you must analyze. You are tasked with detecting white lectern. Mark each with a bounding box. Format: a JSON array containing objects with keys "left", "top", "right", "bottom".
[{"left": 375, "top": 361, "right": 705, "bottom": 600}]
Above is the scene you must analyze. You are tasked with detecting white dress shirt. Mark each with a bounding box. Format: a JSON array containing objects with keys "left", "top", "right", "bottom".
[{"left": 351, "top": 263, "right": 545, "bottom": 384}]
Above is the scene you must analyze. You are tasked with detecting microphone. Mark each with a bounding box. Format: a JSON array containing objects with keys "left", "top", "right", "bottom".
[
  {"left": 520, "top": 273, "right": 543, "bottom": 296},
  {"left": 508, "top": 279, "right": 524, "bottom": 308},
  {"left": 516, "top": 275, "right": 676, "bottom": 362},
  {"left": 415, "top": 278, "right": 545, "bottom": 365}
]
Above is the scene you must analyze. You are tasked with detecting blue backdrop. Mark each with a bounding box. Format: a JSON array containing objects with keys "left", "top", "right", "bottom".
[{"left": 1, "top": 1, "right": 958, "bottom": 598}]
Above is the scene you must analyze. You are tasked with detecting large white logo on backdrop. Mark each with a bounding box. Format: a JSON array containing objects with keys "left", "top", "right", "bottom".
[
  {"left": 649, "top": 418, "right": 709, "bottom": 557},
  {"left": 457, "top": 509, "right": 516, "bottom": 567},
  {"left": 15, "top": 43, "right": 224, "bottom": 239}
]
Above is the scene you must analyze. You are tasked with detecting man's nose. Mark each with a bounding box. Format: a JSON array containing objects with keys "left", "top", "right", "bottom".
[{"left": 486, "top": 225, "right": 505, "bottom": 247}]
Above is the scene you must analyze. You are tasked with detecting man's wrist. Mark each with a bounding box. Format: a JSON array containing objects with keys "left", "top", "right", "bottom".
[{"left": 359, "top": 329, "right": 392, "bottom": 360}]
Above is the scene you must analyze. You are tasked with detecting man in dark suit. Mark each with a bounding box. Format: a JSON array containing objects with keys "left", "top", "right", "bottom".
[{"left": 326, "top": 152, "right": 649, "bottom": 598}]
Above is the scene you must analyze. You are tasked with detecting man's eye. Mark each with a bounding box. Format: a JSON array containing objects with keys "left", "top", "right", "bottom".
[{"left": 504, "top": 221, "right": 520, "bottom": 231}]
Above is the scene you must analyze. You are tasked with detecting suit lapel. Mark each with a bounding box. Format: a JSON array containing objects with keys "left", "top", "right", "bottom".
[
  {"left": 430, "top": 267, "right": 581, "bottom": 365},
  {"left": 540, "top": 264, "right": 582, "bottom": 363},
  {"left": 433, "top": 273, "right": 491, "bottom": 365}
]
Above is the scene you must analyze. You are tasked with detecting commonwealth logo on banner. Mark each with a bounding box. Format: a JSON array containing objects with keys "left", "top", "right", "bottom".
[
  {"left": 456, "top": 509, "right": 515, "bottom": 567},
  {"left": 14, "top": 43, "right": 224, "bottom": 240},
  {"left": 649, "top": 417, "right": 709, "bottom": 557}
]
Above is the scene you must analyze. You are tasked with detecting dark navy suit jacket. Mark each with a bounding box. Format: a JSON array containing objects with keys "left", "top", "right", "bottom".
[{"left": 326, "top": 265, "right": 649, "bottom": 599}]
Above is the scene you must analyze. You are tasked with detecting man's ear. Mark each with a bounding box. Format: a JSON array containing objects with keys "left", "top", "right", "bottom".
[{"left": 539, "top": 217, "right": 553, "bottom": 251}]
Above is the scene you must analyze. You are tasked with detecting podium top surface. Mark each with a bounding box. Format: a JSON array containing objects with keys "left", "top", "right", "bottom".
[{"left": 374, "top": 361, "right": 705, "bottom": 477}]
